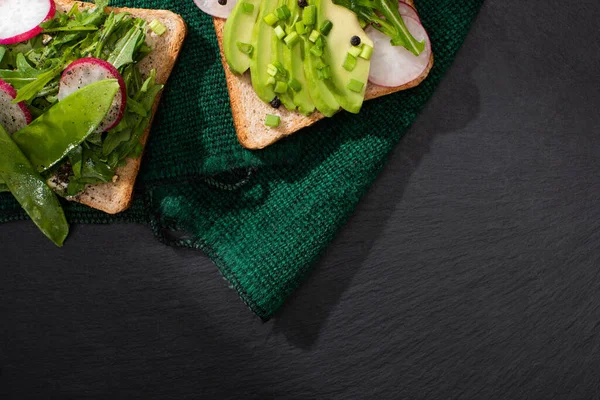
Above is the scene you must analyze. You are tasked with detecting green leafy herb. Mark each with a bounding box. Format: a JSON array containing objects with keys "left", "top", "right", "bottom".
[
  {"left": 332, "top": 0, "right": 425, "bottom": 55},
  {"left": 1, "top": 0, "right": 163, "bottom": 198},
  {"left": 106, "top": 21, "right": 145, "bottom": 69}
]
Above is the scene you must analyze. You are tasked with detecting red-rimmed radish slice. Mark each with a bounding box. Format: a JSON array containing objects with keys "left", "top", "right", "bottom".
[
  {"left": 193, "top": 0, "right": 238, "bottom": 19},
  {"left": 399, "top": 2, "right": 420, "bottom": 23},
  {"left": 366, "top": 16, "right": 431, "bottom": 87},
  {"left": 0, "top": 79, "right": 32, "bottom": 134},
  {"left": 58, "top": 58, "right": 127, "bottom": 133},
  {"left": 0, "top": 0, "right": 55, "bottom": 45}
]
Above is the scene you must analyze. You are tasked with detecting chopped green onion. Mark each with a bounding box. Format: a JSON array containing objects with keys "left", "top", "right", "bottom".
[
  {"left": 346, "top": 78, "right": 364, "bottom": 92},
  {"left": 274, "top": 25, "right": 286, "bottom": 39},
  {"left": 319, "top": 19, "right": 333, "bottom": 36},
  {"left": 276, "top": 5, "right": 291, "bottom": 20},
  {"left": 236, "top": 41, "right": 254, "bottom": 56},
  {"left": 264, "top": 13, "right": 279, "bottom": 26},
  {"left": 308, "top": 29, "right": 320, "bottom": 43},
  {"left": 241, "top": 1, "right": 255, "bottom": 13},
  {"left": 359, "top": 44, "right": 373, "bottom": 60},
  {"left": 315, "top": 35, "right": 324, "bottom": 48},
  {"left": 348, "top": 45, "right": 362, "bottom": 57},
  {"left": 302, "top": 5, "right": 316, "bottom": 25},
  {"left": 316, "top": 65, "right": 331, "bottom": 80},
  {"left": 149, "top": 19, "right": 167, "bottom": 36},
  {"left": 295, "top": 21, "right": 306, "bottom": 35},
  {"left": 272, "top": 61, "right": 286, "bottom": 76},
  {"left": 288, "top": 78, "right": 302, "bottom": 91},
  {"left": 267, "top": 63, "right": 279, "bottom": 76},
  {"left": 274, "top": 81, "right": 288, "bottom": 93},
  {"left": 343, "top": 53, "right": 357, "bottom": 71},
  {"left": 265, "top": 114, "right": 281, "bottom": 127},
  {"left": 314, "top": 58, "right": 327, "bottom": 70},
  {"left": 284, "top": 32, "right": 300, "bottom": 48},
  {"left": 267, "top": 76, "right": 277, "bottom": 85},
  {"left": 310, "top": 45, "right": 323, "bottom": 57}
]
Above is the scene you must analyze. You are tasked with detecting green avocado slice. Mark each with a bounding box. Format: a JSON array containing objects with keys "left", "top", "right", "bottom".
[
  {"left": 271, "top": 4, "right": 296, "bottom": 112},
  {"left": 223, "top": 0, "right": 261, "bottom": 74},
  {"left": 303, "top": 35, "right": 339, "bottom": 117},
  {"left": 316, "top": 0, "right": 372, "bottom": 114},
  {"left": 283, "top": 0, "right": 316, "bottom": 115},
  {"left": 250, "top": 0, "right": 278, "bottom": 103}
]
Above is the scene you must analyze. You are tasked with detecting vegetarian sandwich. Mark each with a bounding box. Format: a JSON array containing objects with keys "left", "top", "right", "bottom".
[
  {"left": 196, "top": 0, "right": 432, "bottom": 148},
  {"left": 0, "top": 0, "right": 186, "bottom": 245}
]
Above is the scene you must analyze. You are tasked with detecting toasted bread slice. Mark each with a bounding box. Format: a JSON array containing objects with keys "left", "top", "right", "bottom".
[
  {"left": 213, "top": 0, "right": 433, "bottom": 149},
  {"left": 52, "top": 1, "right": 187, "bottom": 214}
]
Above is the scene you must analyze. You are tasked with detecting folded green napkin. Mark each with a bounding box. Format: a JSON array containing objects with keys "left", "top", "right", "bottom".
[{"left": 0, "top": 0, "right": 484, "bottom": 319}]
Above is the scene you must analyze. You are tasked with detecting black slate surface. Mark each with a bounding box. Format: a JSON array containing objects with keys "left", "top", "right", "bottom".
[{"left": 3, "top": 1, "right": 600, "bottom": 398}]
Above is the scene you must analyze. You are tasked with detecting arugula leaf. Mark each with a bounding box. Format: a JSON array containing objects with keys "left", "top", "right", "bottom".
[
  {"left": 94, "top": 12, "right": 128, "bottom": 59},
  {"left": 103, "top": 126, "right": 132, "bottom": 156},
  {"left": 13, "top": 54, "right": 70, "bottom": 102},
  {"left": 0, "top": 47, "right": 5, "bottom": 64},
  {"left": 106, "top": 22, "right": 144, "bottom": 69},
  {"left": 0, "top": 54, "right": 48, "bottom": 89},
  {"left": 68, "top": 146, "right": 83, "bottom": 179},
  {"left": 42, "top": 26, "right": 99, "bottom": 33},
  {"left": 126, "top": 97, "right": 148, "bottom": 117}
]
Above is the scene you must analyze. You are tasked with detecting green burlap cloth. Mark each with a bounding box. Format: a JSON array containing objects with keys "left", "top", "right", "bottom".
[{"left": 0, "top": 0, "right": 483, "bottom": 319}]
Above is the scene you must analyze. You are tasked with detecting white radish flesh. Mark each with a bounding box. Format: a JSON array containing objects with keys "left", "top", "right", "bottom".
[
  {"left": 399, "top": 2, "right": 420, "bottom": 22},
  {"left": 0, "top": 79, "right": 32, "bottom": 134},
  {"left": 58, "top": 58, "right": 127, "bottom": 133},
  {"left": 366, "top": 16, "right": 431, "bottom": 87},
  {"left": 193, "top": 0, "right": 238, "bottom": 19},
  {"left": 0, "top": 0, "right": 55, "bottom": 45}
]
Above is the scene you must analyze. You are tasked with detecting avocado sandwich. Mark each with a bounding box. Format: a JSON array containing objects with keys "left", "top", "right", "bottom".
[{"left": 203, "top": 0, "right": 433, "bottom": 149}]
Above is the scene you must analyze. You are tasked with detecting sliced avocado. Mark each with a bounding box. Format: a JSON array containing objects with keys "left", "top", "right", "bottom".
[
  {"left": 315, "top": 0, "right": 372, "bottom": 114},
  {"left": 250, "top": 0, "right": 279, "bottom": 103},
  {"left": 271, "top": 2, "right": 296, "bottom": 112},
  {"left": 223, "top": 0, "right": 261, "bottom": 74},
  {"left": 283, "top": 0, "right": 315, "bottom": 115},
  {"left": 303, "top": 37, "right": 339, "bottom": 117}
]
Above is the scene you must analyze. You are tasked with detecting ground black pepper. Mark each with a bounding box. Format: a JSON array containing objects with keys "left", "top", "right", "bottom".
[{"left": 270, "top": 96, "right": 282, "bottom": 109}]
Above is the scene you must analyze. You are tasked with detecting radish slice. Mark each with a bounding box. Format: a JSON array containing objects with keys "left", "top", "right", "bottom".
[
  {"left": 399, "top": 2, "right": 420, "bottom": 23},
  {"left": 58, "top": 58, "right": 127, "bottom": 133},
  {"left": 194, "top": 0, "right": 238, "bottom": 19},
  {"left": 0, "top": 79, "right": 32, "bottom": 134},
  {"left": 366, "top": 16, "right": 431, "bottom": 87},
  {"left": 0, "top": 0, "right": 55, "bottom": 45}
]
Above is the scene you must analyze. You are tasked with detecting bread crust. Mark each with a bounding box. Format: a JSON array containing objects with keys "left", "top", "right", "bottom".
[
  {"left": 213, "top": 0, "right": 433, "bottom": 149},
  {"left": 54, "top": 1, "right": 187, "bottom": 214}
]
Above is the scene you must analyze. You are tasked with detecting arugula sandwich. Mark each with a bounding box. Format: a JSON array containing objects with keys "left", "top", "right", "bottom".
[{"left": 0, "top": 0, "right": 186, "bottom": 245}]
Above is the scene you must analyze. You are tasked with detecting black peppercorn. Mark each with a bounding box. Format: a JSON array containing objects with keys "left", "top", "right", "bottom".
[
  {"left": 298, "top": 0, "right": 308, "bottom": 7},
  {"left": 350, "top": 35, "right": 361, "bottom": 46},
  {"left": 270, "top": 96, "right": 282, "bottom": 109},
  {"left": 218, "top": 0, "right": 227, "bottom": 5}
]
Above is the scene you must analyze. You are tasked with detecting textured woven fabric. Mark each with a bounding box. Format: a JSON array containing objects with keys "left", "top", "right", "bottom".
[{"left": 0, "top": 0, "right": 484, "bottom": 319}]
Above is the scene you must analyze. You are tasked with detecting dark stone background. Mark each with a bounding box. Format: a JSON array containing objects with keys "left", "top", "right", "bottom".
[{"left": 2, "top": 1, "right": 600, "bottom": 398}]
